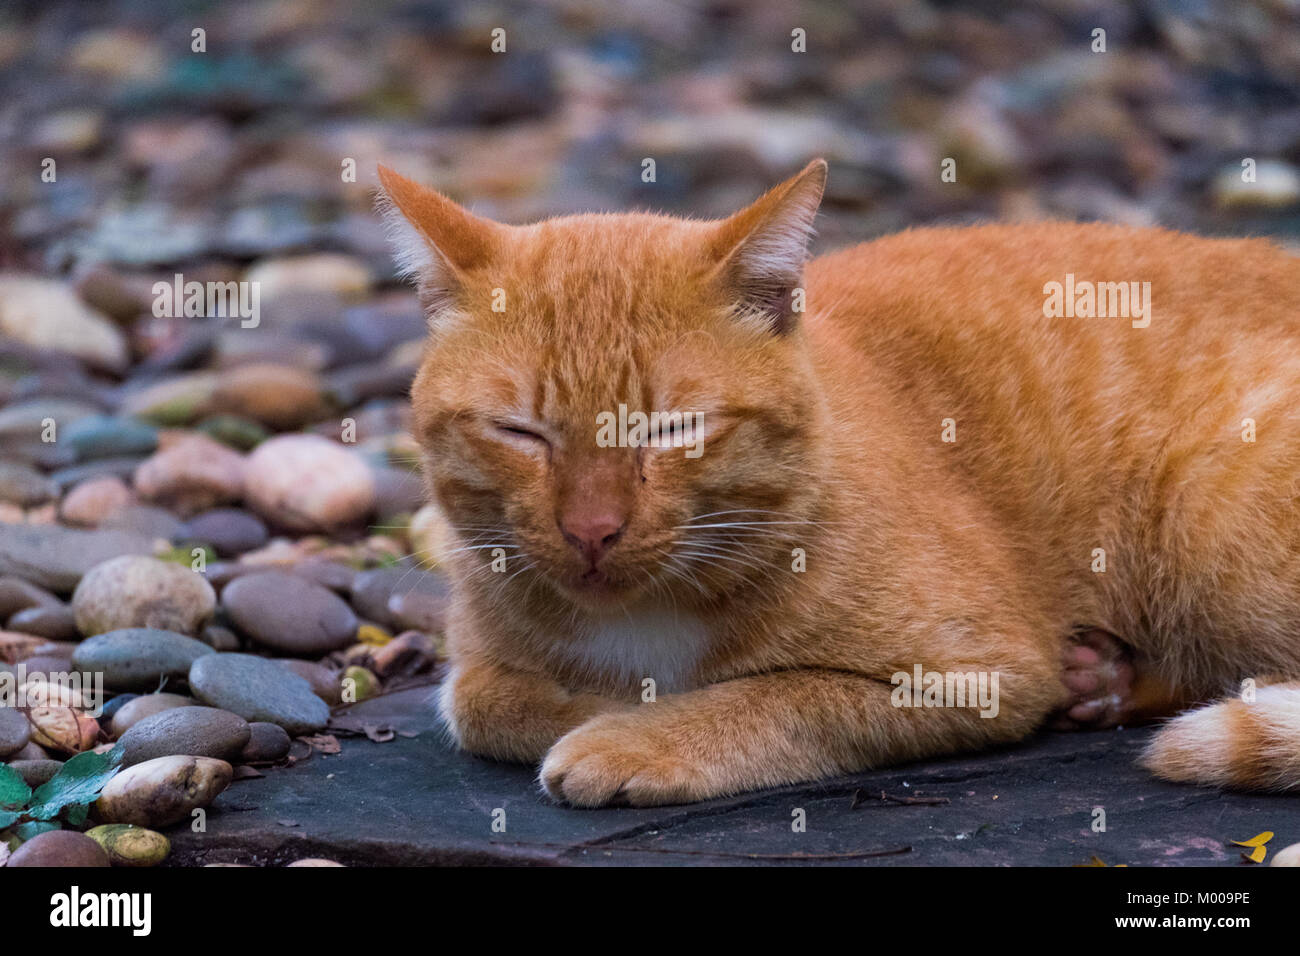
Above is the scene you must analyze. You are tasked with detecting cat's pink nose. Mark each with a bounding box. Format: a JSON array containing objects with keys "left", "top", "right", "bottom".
[{"left": 559, "top": 510, "right": 627, "bottom": 566}]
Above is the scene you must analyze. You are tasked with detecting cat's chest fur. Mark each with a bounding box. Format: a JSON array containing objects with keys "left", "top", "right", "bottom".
[{"left": 547, "top": 602, "right": 710, "bottom": 695}]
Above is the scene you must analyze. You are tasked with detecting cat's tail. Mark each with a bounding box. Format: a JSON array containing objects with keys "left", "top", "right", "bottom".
[{"left": 1141, "top": 680, "right": 1300, "bottom": 790}]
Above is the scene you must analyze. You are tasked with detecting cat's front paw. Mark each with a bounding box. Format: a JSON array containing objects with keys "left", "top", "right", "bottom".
[{"left": 540, "top": 713, "right": 707, "bottom": 807}]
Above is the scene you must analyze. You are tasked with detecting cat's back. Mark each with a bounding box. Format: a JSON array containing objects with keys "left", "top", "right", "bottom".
[
  {"left": 804, "top": 221, "right": 1300, "bottom": 422},
  {"left": 807, "top": 220, "right": 1299, "bottom": 345}
]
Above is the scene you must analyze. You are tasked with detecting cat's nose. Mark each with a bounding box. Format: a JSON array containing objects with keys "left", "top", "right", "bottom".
[{"left": 558, "top": 510, "right": 627, "bottom": 566}]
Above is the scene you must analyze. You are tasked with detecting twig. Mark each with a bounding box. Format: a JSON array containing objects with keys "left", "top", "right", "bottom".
[
  {"left": 851, "top": 788, "right": 950, "bottom": 809},
  {"left": 494, "top": 840, "right": 913, "bottom": 861}
]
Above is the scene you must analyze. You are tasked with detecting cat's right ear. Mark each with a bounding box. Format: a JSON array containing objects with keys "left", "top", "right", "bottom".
[{"left": 375, "top": 165, "right": 505, "bottom": 323}]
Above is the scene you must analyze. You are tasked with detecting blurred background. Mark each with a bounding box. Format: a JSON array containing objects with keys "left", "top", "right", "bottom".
[{"left": 2, "top": 0, "right": 1299, "bottom": 281}]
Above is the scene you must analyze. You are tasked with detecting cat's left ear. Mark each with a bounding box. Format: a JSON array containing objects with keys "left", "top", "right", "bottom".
[{"left": 707, "top": 158, "right": 827, "bottom": 334}]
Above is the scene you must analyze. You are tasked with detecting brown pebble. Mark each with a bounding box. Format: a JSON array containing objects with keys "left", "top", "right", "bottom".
[
  {"left": 7, "top": 758, "right": 63, "bottom": 788},
  {"left": 7, "top": 829, "right": 110, "bottom": 867}
]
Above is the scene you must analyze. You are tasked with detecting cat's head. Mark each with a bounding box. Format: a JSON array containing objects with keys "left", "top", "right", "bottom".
[{"left": 378, "top": 160, "right": 828, "bottom": 609}]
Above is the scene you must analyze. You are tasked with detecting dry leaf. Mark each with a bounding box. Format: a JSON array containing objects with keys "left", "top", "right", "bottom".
[
  {"left": 299, "top": 733, "right": 341, "bottom": 755},
  {"left": 1231, "top": 831, "right": 1274, "bottom": 847}
]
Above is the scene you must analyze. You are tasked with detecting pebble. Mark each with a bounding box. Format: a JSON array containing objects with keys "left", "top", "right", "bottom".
[
  {"left": 7, "top": 603, "right": 78, "bottom": 641},
  {"left": 342, "top": 665, "right": 380, "bottom": 702},
  {"left": 0, "top": 524, "right": 156, "bottom": 593},
  {"left": 0, "top": 275, "right": 128, "bottom": 373},
  {"left": 59, "top": 475, "right": 134, "bottom": 527},
  {"left": 0, "top": 631, "right": 44, "bottom": 664},
  {"left": 1272, "top": 842, "right": 1300, "bottom": 867},
  {"left": 117, "top": 705, "right": 251, "bottom": 767},
  {"left": 0, "top": 398, "right": 103, "bottom": 443},
  {"left": 177, "top": 508, "right": 268, "bottom": 557},
  {"left": 95, "top": 754, "right": 233, "bottom": 828},
  {"left": 194, "top": 414, "right": 269, "bottom": 451},
  {"left": 0, "top": 576, "right": 60, "bottom": 619},
  {"left": 244, "top": 434, "right": 376, "bottom": 532},
  {"left": 0, "top": 463, "right": 58, "bottom": 507},
  {"left": 6, "top": 758, "right": 62, "bottom": 788},
  {"left": 62, "top": 415, "right": 159, "bottom": 462},
  {"left": 222, "top": 570, "right": 358, "bottom": 654},
  {"left": 0, "top": 705, "right": 31, "bottom": 757},
  {"left": 133, "top": 433, "right": 247, "bottom": 516},
  {"left": 287, "top": 858, "right": 345, "bottom": 866},
  {"left": 85, "top": 824, "right": 171, "bottom": 867},
  {"left": 351, "top": 566, "right": 451, "bottom": 632},
  {"left": 199, "top": 623, "right": 241, "bottom": 652},
  {"left": 370, "top": 466, "right": 426, "bottom": 518},
  {"left": 244, "top": 253, "right": 373, "bottom": 304},
  {"left": 1214, "top": 160, "right": 1300, "bottom": 209},
  {"left": 190, "top": 653, "right": 331, "bottom": 735},
  {"left": 289, "top": 558, "right": 356, "bottom": 593},
  {"left": 99, "top": 692, "right": 139, "bottom": 723},
  {"left": 240, "top": 721, "right": 291, "bottom": 763},
  {"left": 72, "top": 264, "right": 155, "bottom": 321},
  {"left": 277, "top": 658, "right": 342, "bottom": 705},
  {"left": 117, "top": 372, "right": 219, "bottom": 426},
  {"left": 48, "top": 456, "right": 145, "bottom": 493},
  {"left": 7, "top": 741, "right": 49, "bottom": 761},
  {"left": 72, "top": 556, "right": 217, "bottom": 636},
  {"left": 72, "top": 629, "right": 214, "bottom": 692},
  {"left": 211, "top": 363, "right": 329, "bottom": 429},
  {"left": 100, "top": 503, "right": 187, "bottom": 541},
  {"left": 15, "top": 654, "right": 74, "bottom": 676},
  {"left": 6, "top": 829, "right": 110, "bottom": 867},
  {"left": 108, "top": 692, "right": 196, "bottom": 737}
]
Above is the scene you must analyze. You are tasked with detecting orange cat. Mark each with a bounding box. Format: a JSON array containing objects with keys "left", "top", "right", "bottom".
[{"left": 377, "top": 160, "right": 1300, "bottom": 805}]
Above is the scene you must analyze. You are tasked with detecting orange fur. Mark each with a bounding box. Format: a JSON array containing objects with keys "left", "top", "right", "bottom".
[{"left": 378, "top": 160, "right": 1300, "bottom": 804}]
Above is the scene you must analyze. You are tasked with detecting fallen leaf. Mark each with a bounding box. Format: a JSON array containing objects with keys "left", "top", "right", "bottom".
[
  {"left": 1231, "top": 831, "right": 1274, "bottom": 847},
  {"left": 299, "top": 734, "right": 341, "bottom": 755}
]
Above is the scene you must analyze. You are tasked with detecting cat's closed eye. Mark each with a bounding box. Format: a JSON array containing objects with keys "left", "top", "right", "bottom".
[{"left": 492, "top": 421, "right": 549, "bottom": 447}]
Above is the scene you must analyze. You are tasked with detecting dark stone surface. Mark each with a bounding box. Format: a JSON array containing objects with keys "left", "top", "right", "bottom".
[{"left": 168, "top": 686, "right": 1300, "bottom": 867}]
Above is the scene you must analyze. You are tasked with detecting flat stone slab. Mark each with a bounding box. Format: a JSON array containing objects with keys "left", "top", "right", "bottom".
[{"left": 169, "top": 687, "right": 1300, "bottom": 866}]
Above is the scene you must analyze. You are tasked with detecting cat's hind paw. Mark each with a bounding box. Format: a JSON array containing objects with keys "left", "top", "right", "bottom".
[{"left": 1051, "top": 628, "right": 1136, "bottom": 729}]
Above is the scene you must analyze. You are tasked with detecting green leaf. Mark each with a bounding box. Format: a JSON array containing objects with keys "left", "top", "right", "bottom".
[
  {"left": 26, "top": 746, "right": 124, "bottom": 822},
  {"left": 12, "top": 820, "right": 59, "bottom": 841},
  {"left": 0, "top": 763, "right": 31, "bottom": 810}
]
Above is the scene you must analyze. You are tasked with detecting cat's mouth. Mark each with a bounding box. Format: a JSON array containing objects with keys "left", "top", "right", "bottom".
[{"left": 557, "top": 567, "right": 638, "bottom": 605}]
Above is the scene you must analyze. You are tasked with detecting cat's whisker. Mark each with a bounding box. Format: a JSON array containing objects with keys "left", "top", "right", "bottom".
[
  {"left": 673, "top": 549, "right": 771, "bottom": 577},
  {"left": 438, "top": 543, "right": 523, "bottom": 557}
]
